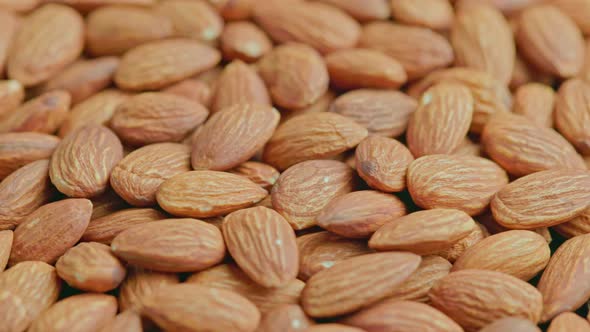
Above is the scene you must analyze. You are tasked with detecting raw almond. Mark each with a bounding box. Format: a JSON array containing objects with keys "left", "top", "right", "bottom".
[
  {"left": 0, "top": 0, "right": 39, "bottom": 12},
  {"left": 316, "top": 0, "right": 389, "bottom": 22},
  {"left": 90, "top": 189, "right": 130, "bottom": 221},
  {"left": 0, "top": 230, "right": 11, "bottom": 271},
  {"left": 228, "top": 161, "right": 280, "bottom": 190},
  {"left": 208, "top": 0, "right": 253, "bottom": 20},
  {"left": 98, "top": 311, "right": 142, "bottom": 332},
  {"left": 82, "top": 208, "right": 167, "bottom": 244},
  {"left": 47, "top": 0, "right": 155, "bottom": 13},
  {"left": 211, "top": 60, "right": 270, "bottom": 113},
  {"left": 0, "top": 132, "right": 59, "bottom": 180},
  {"left": 553, "top": 207, "right": 590, "bottom": 238},
  {"left": 390, "top": 0, "right": 454, "bottom": 30},
  {"left": 0, "top": 10, "right": 18, "bottom": 77},
  {"left": 437, "top": 222, "right": 489, "bottom": 262},
  {"left": 0, "top": 80, "right": 24, "bottom": 119},
  {"left": 155, "top": 0, "right": 223, "bottom": 43},
  {"left": 513, "top": 82, "right": 555, "bottom": 127},
  {"left": 555, "top": 78, "right": 590, "bottom": 155},
  {"left": 385, "top": 255, "right": 452, "bottom": 302},
  {"left": 257, "top": 304, "right": 314, "bottom": 332},
  {"left": 453, "top": 137, "right": 482, "bottom": 156},
  {"left": 0, "top": 90, "right": 70, "bottom": 134},
  {"left": 547, "top": 312, "right": 590, "bottom": 332},
  {"left": 118, "top": 267, "right": 179, "bottom": 312},
  {"left": 220, "top": 21, "right": 272, "bottom": 62},
  {"left": 307, "top": 324, "right": 364, "bottom": 332},
  {"left": 164, "top": 79, "right": 212, "bottom": 107},
  {"left": 479, "top": 317, "right": 542, "bottom": 332}
]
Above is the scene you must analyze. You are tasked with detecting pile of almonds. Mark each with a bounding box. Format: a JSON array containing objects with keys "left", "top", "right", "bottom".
[{"left": 1, "top": 0, "right": 590, "bottom": 331}]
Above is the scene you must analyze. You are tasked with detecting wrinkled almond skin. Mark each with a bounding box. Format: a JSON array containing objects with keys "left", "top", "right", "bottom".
[
  {"left": 547, "top": 312, "right": 590, "bottom": 332},
  {"left": 9, "top": 199, "right": 92, "bottom": 265},
  {"left": 118, "top": 267, "right": 179, "bottom": 312},
  {"left": 220, "top": 21, "right": 272, "bottom": 62},
  {"left": 229, "top": 162, "right": 280, "bottom": 190},
  {"left": 0, "top": 230, "right": 11, "bottom": 271},
  {"left": 408, "top": 154, "right": 508, "bottom": 216},
  {"left": 553, "top": 207, "right": 590, "bottom": 238},
  {"left": 317, "top": 190, "right": 407, "bottom": 238},
  {"left": 390, "top": 0, "right": 454, "bottom": 30},
  {"left": 491, "top": 169, "right": 590, "bottom": 229},
  {"left": 479, "top": 317, "right": 542, "bottom": 332},
  {"left": 317, "top": 0, "right": 389, "bottom": 22},
  {"left": 0, "top": 80, "right": 24, "bottom": 119},
  {"left": 111, "top": 218, "right": 225, "bottom": 272},
  {"left": 307, "top": 325, "right": 364, "bottom": 332},
  {"left": 555, "top": 79, "right": 590, "bottom": 155},
  {"left": 211, "top": 60, "right": 270, "bottom": 113},
  {"left": 157, "top": 171, "right": 267, "bottom": 218},
  {"left": 90, "top": 189, "right": 130, "bottom": 221},
  {"left": 437, "top": 222, "right": 489, "bottom": 262},
  {"left": 48, "top": 0, "right": 155, "bottom": 12},
  {"left": 208, "top": 0, "right": 253, "bottom": 20},
  {"left": 452, "top": 230, "right": 550, "bottom": 280},
  {"left": 98, "top": 311, "right": 142, "bottom": 332},
  {"left": 7, "top": 4, "right": 84, "bottom": 86},
  {"left": 0, "top": 90, "right": 71, "bottom": 134},
  {"left": 49, "top": 125, "right": 124, "bottom": 198},
  {"left": 385, "top": 255, "right": 452, "bottom": 302},
  {"left": 82, "top": 208, "right": 167, "bottom": 244},
  {"left": 429, "top": 269, "right": 543, "bottom": 331},
  {"left": 0, "top": 132, "right": 60, "bottom": 180},
  {"left": 164, "top": 79, "right": 212, "bottom": 107},
  {"left": 513, "top": 82, "right": 555, "bottom": 128},
  {"left": 56, "top": 242, "right": 126, "bottom": 292},
  {"left": 0, "top": 11, "right": 18, "bottom": 78},
  {"left": 257, "top": 304, "right": 314, "bottom": 332},
  {"left": 551, "top": 0, "right": 590, "bottom": 35},
  {"left": 155, "top": 0, "right": 223, "bottom": 43}
]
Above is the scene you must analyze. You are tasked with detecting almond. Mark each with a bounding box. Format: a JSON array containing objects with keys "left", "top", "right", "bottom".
[
  {"left": 0, "top": 80, "right": 24, "bottom": 119},
  {"left": 513, "top": 82, "right": 555, "bottom": 127},
  {"left": 208, "top": 0, "right": 253, "bottom": 20},
  {"left": 437, "top": 222, "right": 489, "bottom": 262},
  {"left": 155, "top": 0, "right": 223, "bottom": 43},
  {"left": 307, "top": 324, "right": 364, "bottom": 332},
  {"left": 0, "top": 132, "right": 59, "bottom": 180},
  {"left": 211, "top": 61, "right": 270, "bottom": 113},
  {"left": 257, "top": 304, "right": 314, "bottom": 332},
  {"left": 228, "top": 161, "right": 280, "bottom": 190},
  {"left": 0, "top": 230, "right": 11, "bottom": 271},
  {"left": 555, "top": 78, "right": 590, "bottom": 155},
  {"left": 118, "top": 267, "right": 179, "bottom": 312},
  {"left": 548, "top": 312, "right": 590, "bottom": 332},
  {"left": 90, "top": 189, "right": 130, "bottom": 221},
  {"left": 553, "top": 207, "right": 590, "bottom": 238},
  {"left": 283, "top": 90, "right": 336, "bottom": 121},
  {"left": 0, "top": 11, "right": 18, "bottom": 76},
  {"left": 385, "top": 255, "right": 452, "bottom": 302},
  {"left": 0, "top": 0, "right": 39, "bottom": 12},
  {"left": 220, "top": 21, "right": 272, "bottom": 62},
  {"left": 46, "top": 0, "right": 155, "bottom": 13},
  {"left": 98, "top": 311, "right": 142, "bottom": 332},
  {"left": 453, "top": 137, "right": 482, "bottom": 156},
  {"left": 390, "top": 0, "right": 454, "bottom": 30},
  {"left": 316, "top": 0, "right": 389, "bottom": 22},
  {"left": 163, "top": 79, "right": 212, "bottom": 107},
  {"left": 82, "top": 208, "right": 167, "bottom": 244},
  {"left": 0, "top": 90, "right": 71, "bottom": 134},
  {"left": 551, "top": 0, "right": 590, "bottom": 35},
  {"left": 479, "top": 317, "right": 542, "bottom": 332}
]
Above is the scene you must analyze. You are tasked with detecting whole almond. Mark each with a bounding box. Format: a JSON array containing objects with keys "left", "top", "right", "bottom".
[
  {"left": 82, "top": 208, "right": 167, "bottom": 244},
  {"left": 513, "top": 82, "right": 555, "bottom": 127},
  {"left": 50, "top": 125, "right": 123, "bottom": 198},
  {"left": 452, "top": 230, "right": 551, "bottom": 280},
  {"left": 437, "top": 222, "right": 489, "bottom": 262},
  {"left": 555, "top": 78, "right": 590, "bottom": 155},
  {"left": 0, "top": 132, "right": 59, "bottom": 180},
  {"left": 386, "top": 255, "right": 452, "bottom": 302},
  {"left": 0, "top": 11, "right": 18, "bottom": 77},
  {"left": 0, "top": 230, "right": 12, "bottom": 271},
  {"left": 229, "top": 161, "right": 280, "bottom": 190},
  {"left": 257, "top": 304, "right": 314, "bottom": 332},
  {"left": 0, "top": 80, "right": 24, "bottom": 119},
  {"left": 211, "top": 60, "right": 270, "bottom": 113},
  {"left": 390, "top": 0, "right": 454, "bottom": 30},
  {"left": 479, "top": 317, "right": 542, "bottom": 332},
  {"left": 220, "top": 21, "right": 272, "bottom": 62},
  {"left": 0, "top": 90, "right": 71, "bottom": 134},
  {"left": 155, "top": 0, "right": 223, "bottom": 43},
  {"left": 553, "top": 207, "right": 590, "bottom": 238},
  {"left": 118, "top": 267, "right": 179, "bottom": 312},
  {"left": 491, "top": 169, "right": 590, "bottom": 229},
  {"left": 98, "top": 311, "right": 142, "bottom": 332},
  {"left": 316, "top": 0, "right": 389, "bottom": 21}
]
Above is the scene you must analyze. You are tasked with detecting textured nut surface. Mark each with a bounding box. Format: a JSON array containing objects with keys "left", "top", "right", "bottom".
[
  {"left": 210, "top": 60, "right": 270, "bottom": 113},
  {"left": 390, "top": 0, "right": 454, "bottom": 30},
  {"left": 220, "top": 21, "right": 272, "bottom": 62},
  {"left": 479, "top": 317, "right": 542, "bottom": 332},
  {"left": 82, "top": 208, "right": 167, "bottom": 244},
  {"left": 155, "top": 0, "right": 223, "bottom": 43},
  {"left": 0, "top": 90, "right": 71, "bottom": 134},
  {"left": 0, "top": 80, "right": 24, "bottom": 119},
  {"left": 257, "top": 304, "right": 314, "bottom": 332},
  {"left": 118, "top": 267, "right": 179, "bottom": 312},
  {"left": 555, "top": 78, "right": 590, "bottom": 155},
  {"left": 513, "top": 82, "right": 555, "bottom": 128},
  {"left": 0, "top": 230, "right": 12, "bottom": 271}
]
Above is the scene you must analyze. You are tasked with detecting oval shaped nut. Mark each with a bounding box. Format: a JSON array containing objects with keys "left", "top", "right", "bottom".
[
  {"left": 429, "top": 270, "right": 543, "bottom": 331},
  {"left": 451, "top": 4, "right": 515, "bottom": 84},
  {"left": 548, "top": 312, "right": 590, "bottom": 332},
  {"left": 480, "top": 317, "right": 542, "bottom": 332},
  {"left": 258, "top": 43, "right": 329, "bottom": 110},
  {"left": 155, "top": 0, "right": 223, "bottom": 43},
  {"left": 0, "top": 11, "right": 18, "bottom": 79},
  {"left": 390, "top": 0, "right": 454, "bottom": 30},
  {"left": 142, "top": 283, "right": 260, "bottom": 332},
  {"left": 86, "top": 5, "right": 173, "bottom": 56},
  {"left": 111, "top": 218, "right": 225, "bottom": 272},
  {"left": 0, "top": 132, "right": 60, "bottom": 180},
  {"left": 325, "top": 48, "right": 407, "bottom": 90},
  {"left": 555, "top": 79, "right": 590, "bottom": 155},
  {"left": 408, "top": 154, "right": 509, "bottom": 216},
  {"left": 28, "top": 294, "right": 117, "bottom": 332},
  {"left": 517, "top": 5, "right": 584, "bottom": 78},
  {"left": 191, "top": 104, "right": 279, "bottom": 171},
  {"left": 115, "top": 38, "right": 221, "bottom": 91},
  {"left": 513, "top": 83, "right": 555, "bottom": 128},
  {"left": 0, "top": 80, "right": 24, "bottom": 119},
  {"left": 50, "top": 125, "right": 123, "bottom": 198},
  {"left": 492, "top": 169, "right": 590, "bottom": 229},
  {"left": 111, "top": 92, "right": 209, "bottom": 146},
  {"left": 437, "top": 222, "right": 488, "bottom": 263},
  {"left": 98, "top": 311, "right": 142, "bottom": 332},
  {"left": 211, "top": 60, "right": 270, "bottom": 113},
  {"left": 229, "top": 161, "right": 280, "bottom": 190},
  {"left": 537, "top": 233, "right": 590, "bottom": 322},
  {"left": 223, "top": 206, "right": 298, "bottom": 288},
  {"left": 330, "top": 89, "right": 417, "bottom": 138},
  {"left": 316, "top": 0, "right": 389, "bottom": 22},
  {"left": 118, "top": 267, "right": 179, "bottom": 312},
  {"left": 220, "top": 21, "right": 272, "bottom": 62},
  {"left": 271, "top": 160, "right": 355, "bottom": 230},
  {"left": 302, "top": 252, "right": 421, "bottom": 318},
  {"left": 554, "top": 207, "right": 590, "bottom": 238},
  {"left": 56, "top": 242, "right": 126, "bottom": 292},
  {"left": 407, "top": 83, "right": 474, "bottom": 157},
  {"left": 257, "top": 304, "right": 314, "bottom": 332},
  {"left": 0, "top": 230, "right": 12, "bottom": 271},
  {"left": 359, "top": 22, "right": 453, "bottom": 80},
  {"left": 317, "top": 190, "right": 407, "bottom": 238},
  {"left": 83, "top": 208, "right": 167, "bottom": 245},
  {"left": 9, "top": 199, "right": 92, "bottom": 265},
  {"left": 253, "top": 1, "right": 360, "bottom": 54},
  {"left": 386, "top": 255, "right": 452, "bottom": 302},
  {"left": 452, "top": 230, "right": 551, "bottom": 280},
  {"left": 0, "top": 160, "right": 54, "bottom": 230},
  {"left": 90, "top": 190, "right": 130, "bottom": 221},
  {"left": 263, "top": 113, "right": 367, "bottom": 171},
  {"left": 0, "top": 90, "right": 71, "bottom": 134},
  {"left": 209, "top": 0, "right": 253, "bottom": 20},
  {"left": 7, "top": 4, "right": 83, "bottom": 86},
  {"left": 157, "top": 171, "right": 267, "bottom": 218},
  {"left": 355, "top": 136, "right": 414, "bottom": 193}
]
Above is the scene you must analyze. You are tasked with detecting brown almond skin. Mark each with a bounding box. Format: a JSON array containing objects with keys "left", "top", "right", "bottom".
[
  {"left": 47, "top": 0, "right": 156, "bottom": 13},
  {"left": 537, "top": 233, "right": 590, "bottom": 322},
  {"left": 307, "top": 324, "right": 364, "bottom": 332},
  {"left": 491, "top": 169, "right": 590, "bottom": 229},
  {"left": 452, "top": 230, "right": 551, "bottom": 280},
  {"left": 0, "top": 80, "right": 24, "bottom": 119},
  {"left": 155, "top": 0, "right": 223, "bottom": 43},
  {"left": 82, "top": 208, "right": 167, "bottom": 244},
  {"left": 208, "top": 0, "right": 252, "bottom": 20},
  {"left": 0, "top": 160, "right": 54, "bottom": 230},
  {"left": 56, "top": 242, "right": 126, "bottom": 292},
  {"left": 429, "top": 270, "right": 543, "bottom": 331},
  {"left": 98, "top": 311, "right": 142, "bottom": 332},
  {"left": 220, "top": 21, "right": 272, "bottom": 62},
  {"left": 7, "top": 4, "right": 84, "bottom": 86},
  {"left": 554, "top": 207, "right": 590, "bottom": 238},
  {"left": 157, "top": 170, "right": 267, "bottom": 218},
  {"left": 0, "top": 230, "right": 12, "bottom": 271},
  {"left": 0, "top": 90, "right": 71, "bottom": 134},
  {"left": 111, "top": 218, "right": 225, "bottom": 272},
  {"left": 317, "top": 190, "right": 407, "bottom": 238},
  {"left": 110, "top": 143, "right": 191, "bottom": 207},
  {"left": 9, "top": 198, "right": 92, "bottom": 265},
  {"left": 228, "top": 161, "right": 280, "bottom": 190},
  {"left": 115, "top": 38, "right": 221, "bottom": 91},
  {"left": 355, "top": 136, "right": 414, "bottom": 193},
  {"left": 555, "top": 79, "right": 590, "bottom": 155},
  {"left": 28, "top": 294, "right": 117, "bottom": 332},
  {"left": 164, "top": 79, "right": 212, "bottom": 107},
  {"left": 408, "top": 154, "right": 508, "bottom": 216},
  {"left": 90, "top": 189, "right": 131, "bottom": 221},
  {"left": 479, "top": 317, "right": 542, "bottom": 332},
  {"left": 142, "top": 283, "right": 260, "bottom": 332},
  {"left": 263, "top": 113, "right": 367, "bottom": 171},
  {"left": 0, "top": 11, "right": 18, "bottom": 78},
  {"left": 513, "top": 83, "right": 555, "bottom": 128},
  {"left": 211, "top": 60, "right": 270, "bottom": 113},
  {"left": 437, "top": 222, "right": 489, "bottom": 263},
  {"left": 50, "top": 125, "right": 123, "bottom": 198},
  {"left": 386, "top": 255, "right": 452, "bottom": 302},
  {"left": 257, "top": 304, "right": 314, "bottom": 332},
  {"left": 0, "top": 132, "right": 60, "bottom": 180},
  {"left": 390, "top": 0, "right": 454, "bottom": 30},
  {"left": 317, "top": 0, "right": 389, "bottom": 22},
  {"left": 191, "top": 104, "right": 279, "bottom": 171},
  {"left": 329, "top": 89, "right": 417, "bottom": 138},
  {"left": 548, "top": 312, "right": 590, "bottom": 332},
  {"left": 118, "top": 267, "right": 179, "bottom": 312}
]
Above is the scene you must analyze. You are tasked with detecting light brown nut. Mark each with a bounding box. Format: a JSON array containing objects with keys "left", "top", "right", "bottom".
[
  {"left": 315, "top": 0, "right": 389, "bottom": 22},
  {"left": 0, "top": 10, "right": 18, "bottom": 77},
  {"left": 0, "top": 0, "right": 39, "bottom": 12},
  {"left": 0, "top": 261, "right": 61, "bottom": 332},
  {"left": 537, "top": 233, "right": 590, "bottom": 322},
  {"left": 220, "top": 21, "right": 273, "bottom": 62},
  {"left": 429, "top": 270, "right": 543, "bottom": 331},
  {"left": 223, "top": 206, "right": 298, "bottom": 288},
  {"left": 207, "top": 0, "right": 253, "bottom": 20},
  {"left": 437, "top": 222, "right": 488, "bottom": 262},
  {"left": 211, "top": 60, "right": 270, "bottom": 113},
  {"left": 9, "top": 198, "right": 92, "bottom": 265},
  {"left": 453, "top": 137, "right": 482, "bottom": 156},
  {"left": 517, "top": 4, "right": 584, "bottom": 78},
  {"left": 111, "top": 218, "right": 225, "bottom": 272},
  {"left": 283, "top": 90, "right": 336, "bottom": 121},
  {"left": 553, "top": 207, "right": 590, "bottom": 238},
  {"left": 228, "top": 161, "right": 279, "bottom": 190},
  {"left": 271, "top": 160, "right": 355, "bottom": 230},
  {"left": 142, "top": 283, "right": 260, "bottom": 332},
  {"left": 513, "top": 83, "right": 555, "bottom": 127},
  {"left": 257, "top": 304, "right": 314, "bottom": 332},
  {"left": 118, "top": 267, "right": 179, "bottom": 312},
  {"left": 115, "top": 38, "right": 221, "bottom": 91},
  {"left": 110, "top": 92, "right": 209, "bottom": 146},
  {"left": 317, "top": 190, "right": 407, "bottom": 238},
  {"left": 548, "top": 312, "right": 590, "bottom": 332},
  {"left": 390, "top": 0, "right": 454, "bottom": 30},
  {"left": 479, "top": 317, "right": 542, "bottom": 332},
  {"left": 253, "top": 0, "right": 360, "bottom": 54},
  {"left": 385, "top": 255, "right": 452, "bottom": 302},
  {"left": 263, "top": 113, "right": 367, "bottom": 171},
  {"left": 82, "top": 208, "right": 167, "bottom": 244},
  {"left": 42, "top": 0, "right": 155, "bottom": 13},
  {"left": 408, "top": 154, "right": 508, "bottom": 216},
  {"left": 0, "top": 132, "right": 59, "bottom": 180},
  {"left": 56, "top": 242, "right": 126, "bottom": 292},
  {"left": 98, "top": 311, "right": 142, "bottom": 332},
  {"left": 452, "top": 230, "right": 550, "bottom": 280},
  {"left": 258, "top": 43, "right": 329, "bottom": 110},
  {"left": 302, "top": 252, "right": 421, "bottom": 318},
  {"left": 7, "top": 4, "right": 84, "bottom": 86},
  {"left": 90, "top": 189, "right": 130, "bottom": 221},
  {"left": 482, "top": 113, "right": 586, "bottom": 176},
  {"left": 0, "top": 80, "right": 24, "bottom": 119},
  {"left": 110, "top": 143, "right": 191, "bottom": 207},
  {"left": 551, "top": 0, "right": 590, "bottom": 35},
  {"left": 491, "top": 169, "right": 590, "bottom": 229},
  {"left": 0, "top": 230, "right": 12, "bottom": 271},
  {"left": 163, "top": 79, "right": 212, "bottom": 107},
  {"left": 86, "top": 5, "right": 173, "bottom": 56},
  {"left": 329, "top": 89, "right": 417, "bottom": 138},
  {"left": 359, "top": 21, "right": 454, "bottom": 80},
  {"left": 157, "top": 170, "right": 267, "bottom": 218},
  {"left": 49, "top": 125, "right": 124, "bottom": 198},
  {"left": 155, "top": 0, "right": 223, "bottom": 43},
  {"left": 0, "top": 90, "right": 71, "bottom": 134},
  {"left": 0, "top": 160, "right": 54, "bottom": 231},
  {"left": 555, "top": 78, "right": 590, "bottom": 155},
  {"left": 306, "top": 324, "right": 364, "bottom": 332}
]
